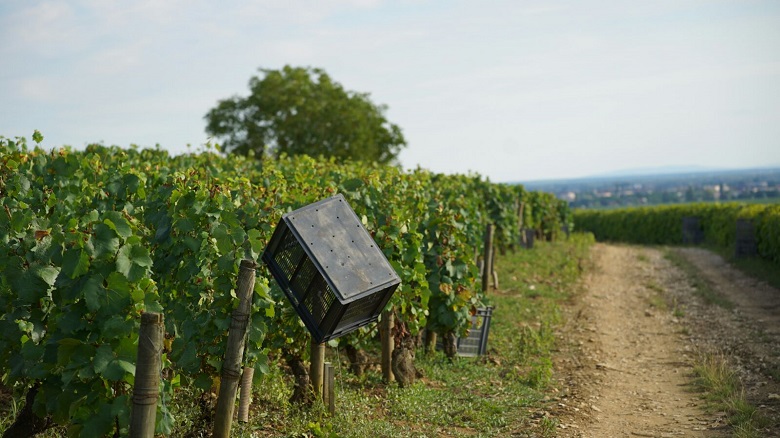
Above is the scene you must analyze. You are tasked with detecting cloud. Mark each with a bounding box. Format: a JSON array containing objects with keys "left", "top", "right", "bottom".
[
  {"left": 0, "top": 2, "right": 83, "bottom": 57},
  {"left": 2, "top": 0, "right": 779, "bottom": 181},
  {"left": 15, "top": 76, "right": 58, "bottom": 102}
]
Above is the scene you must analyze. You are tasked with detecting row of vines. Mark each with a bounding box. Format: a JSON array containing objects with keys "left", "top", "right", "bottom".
[
  {"left": 0, "top": 133, "right": 571, "bottom": 436},
  {"left": 574, "top": 203, "right": 780, "bottom": 264}
]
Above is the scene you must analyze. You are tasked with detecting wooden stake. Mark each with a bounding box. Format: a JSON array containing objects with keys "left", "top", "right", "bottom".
[
  {"left": 325, "top": 363, "right": 335, "bottom": 414},
  {"left": 130, "top": 312, "right": 164, "bottom": 438},
  {"left": 380, "top": 309, "right": 395, "bottom": 382},
  {"left": 213, "top": 260, "right": 256, "bottom": 438},
  {"left": 322, "top": 361, "right": 330, "bottom": 404},
  {"left": 517, "top": 202, "right": 525, "bottom": 232},
  {"left": 491, "top": 249, "right": 499, "bottom": 290},
  {"left": 482, "top": 224, "right": 494, "bottom": 294},
  {"left": 310, "top": 341, "right": 325, "bottom": 399},
  {"left": 423, "top": 329, "right": 437, "bottom": 354},
  {"left": 237, "top": 366, "right": 254, "bottom": 423}
]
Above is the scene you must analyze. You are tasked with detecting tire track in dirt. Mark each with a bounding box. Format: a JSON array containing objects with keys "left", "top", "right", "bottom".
[
  {"left": 551, "top": 244, "right": 729, "bottom": 437},
  {"left": 671, "top": 248, "right": 780, "bottom": 433}
]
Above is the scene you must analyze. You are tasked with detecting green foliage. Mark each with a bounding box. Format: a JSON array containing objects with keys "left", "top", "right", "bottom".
[
  {"left": 0, "top": 131, "right": 568, "bottom": 435},
  {"left": 526, "top": 191, "right": 570, "bottom": 241},
  {"left": 205, "top": 65, "right": 406, "bottom": 164},
  {"left": 0, "top": 142, "right": 160, "bottom": 436}
]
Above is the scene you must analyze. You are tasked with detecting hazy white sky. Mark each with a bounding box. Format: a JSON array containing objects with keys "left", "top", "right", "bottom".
[{"left": 1, "top": 0, "right": 779, "bottom": 182}]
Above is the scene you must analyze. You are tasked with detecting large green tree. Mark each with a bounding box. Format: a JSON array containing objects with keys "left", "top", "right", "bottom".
[{"left": 205, "top": 65, "right": 406, "bottom": 164}]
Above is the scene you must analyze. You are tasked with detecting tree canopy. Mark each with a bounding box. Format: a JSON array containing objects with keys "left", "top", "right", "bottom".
[{"left": 205, "top": 66, "right": 406, "bottom": 164}]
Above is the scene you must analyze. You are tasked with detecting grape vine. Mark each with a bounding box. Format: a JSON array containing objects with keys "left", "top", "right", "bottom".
[{"left": 0, "top": 132, "right": 571, "bottom": 436}]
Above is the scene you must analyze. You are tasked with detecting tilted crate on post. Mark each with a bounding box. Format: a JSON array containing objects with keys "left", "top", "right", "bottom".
[{"left": 262, "top": 194, "right": 401, "bottom": 343}]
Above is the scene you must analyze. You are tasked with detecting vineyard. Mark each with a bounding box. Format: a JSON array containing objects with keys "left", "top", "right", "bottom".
[
  {"left": 574, "top": 203, "right": 780, "bottom": 264},
  {"left": 0, "top": 133, "right": 574, "bottom": 437}
]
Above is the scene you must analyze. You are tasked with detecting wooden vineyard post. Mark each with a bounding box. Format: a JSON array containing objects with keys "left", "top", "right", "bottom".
[
  {"left": 490, "top": 249, "right": 499, "bottom": 290},
  {"left": 424, "top": 328, "right": 437, "bottom": 354},
  {"left": 482, "top": 224, "right": 494, "bottom": 294},
  {"left": 310, "top": 340, "right": 326, "bottom": 399},
  {"left": 237, "top": 366, "right": 254, "bottom": 423},
  {"left": 213, "top": 260, "right": 256, "bottom": 438},
  {"left": 517, "top": 202, "right": 525, "bottom": 233},
  {"left": 130, "top": 312, "right": 164, "bottom": 438},
  {"left": 325, "top": 363, "right": 336, "bottom": 414},
  {"left": 322, "top": 361, "right": 330, "bottom": 407},
  {"left": 380, "top": 309, "right": 394, "bottom": 382},
  {"left": 513, "top": 201, "right": 525, "bottom": 251}
]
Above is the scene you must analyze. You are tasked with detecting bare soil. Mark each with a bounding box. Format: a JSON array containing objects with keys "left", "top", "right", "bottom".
[{"left": 549, "top": 244, "right": 780, "bottom": 437}]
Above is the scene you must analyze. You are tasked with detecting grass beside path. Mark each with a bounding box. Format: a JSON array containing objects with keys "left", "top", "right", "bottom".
[
  {"left": 227, "top": 233, "right": 595, "bottom": 437},
  {"left": 692, "top": 353, "right": 769, "bottom": 438}
]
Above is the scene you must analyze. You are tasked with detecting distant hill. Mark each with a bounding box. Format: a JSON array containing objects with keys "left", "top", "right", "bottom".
[
  {"left": 593, "top": 165, "right": 727, "bottom": 178},
  {"left": 518, "top": 166, "right": 780, "bottom": 189}
]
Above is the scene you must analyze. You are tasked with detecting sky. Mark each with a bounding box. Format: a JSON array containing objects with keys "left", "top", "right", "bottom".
[{"left": 1, "top": 0, "right": 779, "bottom": 182}]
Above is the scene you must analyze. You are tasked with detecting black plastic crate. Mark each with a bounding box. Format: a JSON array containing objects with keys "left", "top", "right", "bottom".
[
  {"left": 437, "top": 307, "right": 493, "bottom": 357},
  {"left": 522, "top": 228, "right": 535, "bottom": 249},
  {"left": 735, "top": 218, "right": 757, "bottom": 258},
  {"left": 262, "top": 194, "right": 401, "bottom": 343},
  {"left": 682, "top": 216, "right": 703, "bottom": 245},
  {"left": 457, "top": 307, "right": 493, "bottom": 357}
]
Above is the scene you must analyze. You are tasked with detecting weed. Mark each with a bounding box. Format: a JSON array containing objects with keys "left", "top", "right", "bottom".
[
  {"left": 692, "top": 353, "right": 739, "bottom": 402},
  {"left": 524, "top": 357, "right": 554, "bottom": 389},
  {"left": 538, "top": 416, "right": 559, "bottom": 436},
  {"left": 645, "top": 281, "right": 664, "bottom": 293},
  {"left": 648, "top": 295, "right": 667, "bottom": 311},
  {"left": 691, "top": 353, "right": 768, "bottom": 436},
  {"left": 643, "top": 280, "right": 669, "bottom": 311},
  {"left": 0, "top": 392, "right": 19, "bottom": 432},
  {"left": 672, "top": 297, "right": 685, "bottom": 318}
]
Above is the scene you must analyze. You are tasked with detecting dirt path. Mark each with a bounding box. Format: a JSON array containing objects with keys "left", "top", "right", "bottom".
[{"left": 550, "top": 244, "right": 780, "bottom": 437}]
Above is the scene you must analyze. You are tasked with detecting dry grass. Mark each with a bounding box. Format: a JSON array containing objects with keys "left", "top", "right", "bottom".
[{"left": 691, "top": 353, "right": 768, "bottom": 438}]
